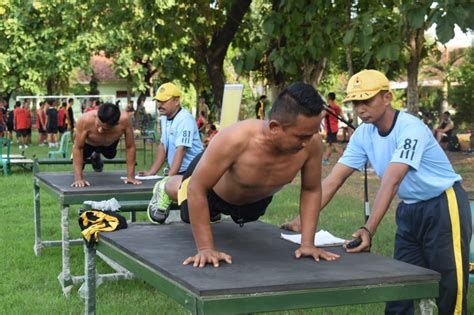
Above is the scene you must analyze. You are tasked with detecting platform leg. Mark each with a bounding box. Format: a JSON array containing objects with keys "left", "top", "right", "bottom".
[
  {"left": 58, "top": 204, "right": 73, "bottom": 296},
  {"left": 84, "top": 245, "right": 96, "bottom": 315},
  {"left": 33, "top": 178, "right": 42, "bottom": 256}
]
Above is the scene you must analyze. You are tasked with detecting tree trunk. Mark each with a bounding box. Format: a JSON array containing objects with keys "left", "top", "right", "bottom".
[
  {"left": 311, "top": 57, "right": 327, "bottom": 87},
  {"left": 345, "top": 1, "right": 358, "bottom": 127},
  {"left": 204, "top": 0, "right": 252, "bottom": 109},
  {"left": 405, "top": 26, "right": 424, "bottom": 115},
  {"left": 46, "top": 77, "right": 55, "bottom": 95}
]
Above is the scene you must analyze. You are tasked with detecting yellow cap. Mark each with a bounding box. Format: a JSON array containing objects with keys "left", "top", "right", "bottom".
[
  {"left": 154, "top": 82, "right": 181, "bottom": 102},
  {"left": 342, "top": 69, "right": 390, "bottom": 103}
]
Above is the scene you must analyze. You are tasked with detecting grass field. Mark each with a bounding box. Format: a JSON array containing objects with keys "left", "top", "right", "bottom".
[{"left": 0, "top": 136, "right": 473, "bottom": 314}]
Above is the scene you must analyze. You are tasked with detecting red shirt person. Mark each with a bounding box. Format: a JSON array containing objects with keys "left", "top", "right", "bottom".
[
  {"left": 322, "top": 92, "right": 344, "bottom": 165},
  {"left": 13, "top": 102, "right": 28, "bottom": 148}
]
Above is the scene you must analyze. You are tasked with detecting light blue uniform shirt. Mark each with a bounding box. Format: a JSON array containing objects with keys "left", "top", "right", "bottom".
[
  {"left": 339, "top": 111, "right": 461, "bottom": 204},
  {"left": 160, "top": 108, "right": 203, "bottom": 173}
]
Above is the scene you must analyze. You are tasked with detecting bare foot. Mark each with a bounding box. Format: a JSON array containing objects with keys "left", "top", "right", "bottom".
[{"left": 280, "top": 216, "right": 302, "bottom": 232}]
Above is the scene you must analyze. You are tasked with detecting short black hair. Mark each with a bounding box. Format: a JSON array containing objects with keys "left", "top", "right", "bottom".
[
  {"left": 68, "top": 98, "right": 74, "bottom": 103},
  {"left": 443, "top": 111, "right": 451, "bottom": 117},
  {"left": 98, "top": 103, "right": 121, "bottom": 126},
  {"left": 269, "top": 82, "right": 324, "bottom": 126},
  {"left": 327, "top": 92, "right": 336, "bottom": 101}
]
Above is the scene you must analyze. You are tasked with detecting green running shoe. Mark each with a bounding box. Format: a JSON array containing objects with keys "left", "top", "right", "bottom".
[{"left": 147, "top": 177, "right": 172, "bottom": 224}]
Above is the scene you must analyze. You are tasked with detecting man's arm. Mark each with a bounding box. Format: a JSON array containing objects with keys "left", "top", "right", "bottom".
[
  {"left": 183, "top": 127, "right": 243, "bottom": 268},
  {"left": 346, "top": 162, "right": 409, "bottom": 252},
  {"left": 168, "top": 146, "right": 186, "bottom": 175},
  {"left": 296, "top": 135, "right": 340, "bottom": 261},
  {"left": 140, "top": 143, "right": 166, "bottom": 176},
  {"left": 281, "top": 162, "right": 355, "bottom": 232},
  {"left": 71, "top": 119, "right": 89, "bottom": 187},
  {"left": 123, "top": 119, "right": 141, "bottom": 185}
]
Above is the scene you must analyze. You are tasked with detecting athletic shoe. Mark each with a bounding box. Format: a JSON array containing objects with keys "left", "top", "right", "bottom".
[
  {"left": 147, "top": 177, "right": 172, "bottom": 224},
  {"left": 322, "top": 159, "right": 330, "bottom": 166},
  {"left": 91, "top": 152, "right": 104, "bottom": 172}
]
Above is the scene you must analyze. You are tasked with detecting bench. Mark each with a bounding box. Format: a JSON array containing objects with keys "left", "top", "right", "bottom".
[{"left": 0, "top": 137, "right": 35, "bottom": 175}]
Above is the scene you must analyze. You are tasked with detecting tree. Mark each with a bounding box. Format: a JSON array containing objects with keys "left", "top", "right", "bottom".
[
  {"left": 422, "top": 47, "right": 465, "bottom": 115},
  {"left": 449, "top": 47, "right": 474, "bottom": 128},
  {"left": 173, "top": 0, "right": 252, "bottom": 109},
  {"left": 399, "top": 1, "right": 473, "bottom": 114},
  {"left": 0, "top": 1, "right": 99, "bottom": 100}
]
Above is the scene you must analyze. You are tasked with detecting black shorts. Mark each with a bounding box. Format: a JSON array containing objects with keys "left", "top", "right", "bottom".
[
  {"left": 58, "top": 126, "right": 66, "bottom": 133},
  {"left": 38, "top": 125, "right": 46, "bottom": 133},
  {"left": 47, "top": 126, "right": 58, "bottom": 134},
  {"left": 326, "top": 132, "right": 338, "bottom": 144},
  {"left": 26, "top": 128, "right": 31, "bottom": 135},
  {"left": 83, "top": 140, "right": 119, "bottom": 160},
  {"left": 178, "top": 152, "right": 273, "bottom": 226},
  {"left": 0, "top": 124, "right": 5, "bottom": 132},
  {"left": 16, "top": 129, "right": 28, "bottom": 137}
]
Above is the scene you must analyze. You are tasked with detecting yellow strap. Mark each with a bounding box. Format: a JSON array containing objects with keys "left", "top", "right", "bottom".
[
  {"left": 177, "top": 177, "right": 191, "bottom": 206},
  {"left": 470, "top": 263, "right": 474, "bottom": 272},
  {"left": 446, "top": 187, "right": 463, "bottom": 315}
]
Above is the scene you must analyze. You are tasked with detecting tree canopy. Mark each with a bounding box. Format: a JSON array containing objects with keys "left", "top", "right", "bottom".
[{"left": 0, "top": 0, "right": 472, "bottom": 120}]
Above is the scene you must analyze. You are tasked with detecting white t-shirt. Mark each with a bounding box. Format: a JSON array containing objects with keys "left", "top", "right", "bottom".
[{"left": 339, "top": 111, "right": 461, "bottom": 204}]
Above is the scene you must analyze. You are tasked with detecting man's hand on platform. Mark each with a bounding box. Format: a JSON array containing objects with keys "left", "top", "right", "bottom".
[
  {"left": 183, "top": 249, "right": 232, "bottom": 268},
  {"left": 123, "top": 177, "right": 142, "bottom": 185},
  {"left": 71, "top": 179, "right": 90, "bottom": 187},
  {"left": 295, "top": 245, "right": 340, "bottom": 262}
]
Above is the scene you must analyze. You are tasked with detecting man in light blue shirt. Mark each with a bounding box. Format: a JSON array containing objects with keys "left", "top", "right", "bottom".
[
  {"left": 283, "top": 70, "right": 471, "bottom": 315},
  {"left": 141, "top": 82, "right": 203, "bottom": 177}
]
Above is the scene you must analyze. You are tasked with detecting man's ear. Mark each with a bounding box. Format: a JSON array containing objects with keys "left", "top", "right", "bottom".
[
  {"left": 383, "top": 91, "right": 393, "bottom": 106},
  {"left": 269, "top": 120, "right": 282, "bottom": 135}
]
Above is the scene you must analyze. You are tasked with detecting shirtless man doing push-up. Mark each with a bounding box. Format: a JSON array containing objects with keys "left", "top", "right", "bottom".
[
  {"left": 147, "top": 82, "right": 340, "bottom": 267},
  {"left": 71, "top": 103, "right": 142, "bottom": 187}
]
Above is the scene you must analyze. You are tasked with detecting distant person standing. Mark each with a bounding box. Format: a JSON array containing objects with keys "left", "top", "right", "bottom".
[
  {"left": 322, "top": 92, "right": 344, "bottom": 166},
  {"left": 45, "top": 100, "right": 59, "bottom": 147},
  {"left": 196, "top": 110, "right": 208, "bottom": 138},
  {"left": 13, "top": 101, "right": 28, "bottom": 149},
  {"left": 198, "top": 96, "right": 210, "bottom": 119},
  {"left": 255, "top": 95, "right": 267, "bottom": 120},
  {"left": 6, "top": 103, "right": 14, "bottom": 142},
  {"left": 66, "top": 98, "right": 75, "bottom": 139},
  {"left": 36, "top": 101, "right": 47, "bottom": 146},
  {"left": 85, "top": 100, "right": 100, "bottom": 113},
  {"left": 0, "top": 99, "right": 6, "bottom": 138},
  {"left": 58, "top": 102, "right": 67, "bottom": 135},
  {"left": 23, "top": 100, "right": 32, "bottom": 145}
]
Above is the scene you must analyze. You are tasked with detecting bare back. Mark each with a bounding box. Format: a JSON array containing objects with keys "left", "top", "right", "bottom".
[{"left": 193, "top": 119, "right": 321, "bottom": 205}]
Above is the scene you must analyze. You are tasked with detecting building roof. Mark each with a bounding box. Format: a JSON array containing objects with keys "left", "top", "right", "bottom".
[{"left": 76, "top": 53, "right": 125, "bottom": 83}]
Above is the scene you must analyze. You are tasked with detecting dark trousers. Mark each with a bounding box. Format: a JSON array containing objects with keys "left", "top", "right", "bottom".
[{"left": 385, "top": 182, "right": 471, "bottom": 315}]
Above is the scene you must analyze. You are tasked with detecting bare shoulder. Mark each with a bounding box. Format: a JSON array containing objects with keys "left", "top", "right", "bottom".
[
  {"left": 207, "top": 120, "right": 263, "bottom": 152},
  {"left": 306, "top": 132, "right": 323, "bottom": 156},
  {"left": 77, "top": 111, "right": 96, "bottom": 128},
  {"left": 119, "top": 111, "right": 133, "bottom": 127}
]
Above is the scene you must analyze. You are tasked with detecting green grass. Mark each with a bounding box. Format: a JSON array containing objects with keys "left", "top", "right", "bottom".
[{"left": 1, "top": 137, "right": 473, "bottom": 314}]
